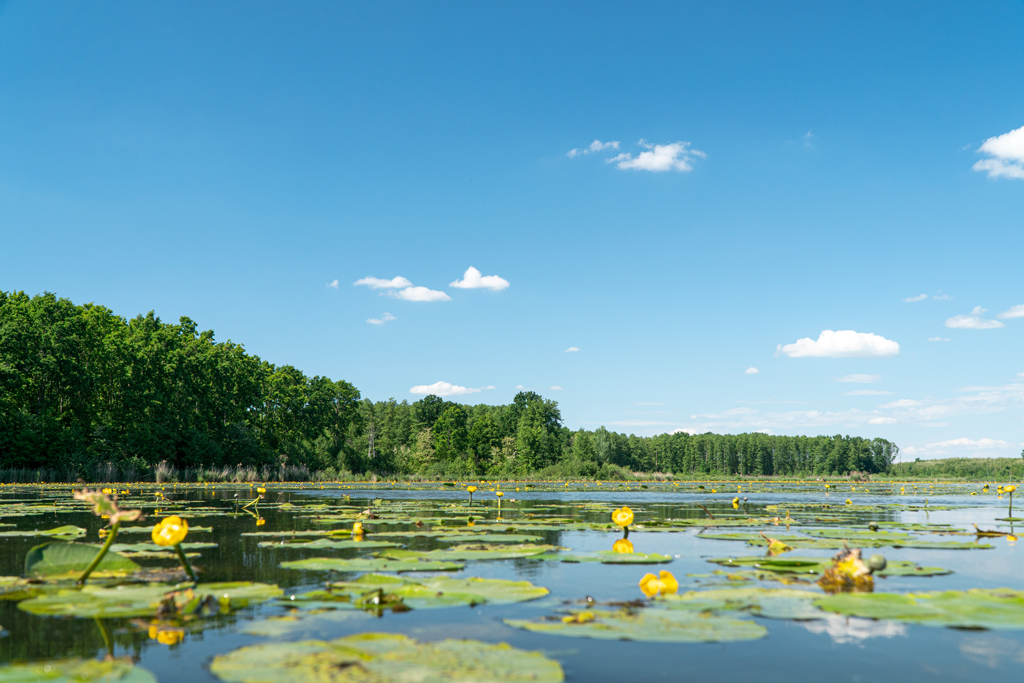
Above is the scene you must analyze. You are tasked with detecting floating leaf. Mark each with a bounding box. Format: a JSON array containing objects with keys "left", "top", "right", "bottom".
[
  {"left": 662, "top": 587, "right": 823, "bottom": 620},
  {"left": 257, "top": 539, "right": 400, "bottom": 550},
  {"left": 18, "top": 581, "right": 282, "bottom": 618},
  {"left": 0, "top": 526, "right": 85, "bottom": 540},
  {"left": 210, "top": 632, "right": 564, "bottom": 683},
  {"left": 0, "top": 657, "right": 157, "bottom": 682},
  {"left": 532, "top": 551, "right": 673, "bottom": 564},
  {"left": 24, "top": 542, "right": 140, "bottom": 578},
  {"left": 435, "top": 534, "right": 544, "bottom": 544},
  {"left": 109, "top": 542, "right": 217, "bottom": 553},
  {"left": 505, "top": 607, "right": 766, "bottom": 643},
  {"left": 815, "top": 588, "right": 1024, "bottom": 629},
  {"left": 380, "top": 544, "right": 558, "bottom": 562},
  {"left": 280, "top": 557, "right": 464, "bottom": 573},
  {"left": 311, "top": 573, "right": 549, "bottom": 609}
]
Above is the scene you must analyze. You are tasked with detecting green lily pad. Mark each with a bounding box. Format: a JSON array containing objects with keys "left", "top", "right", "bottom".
[
  {"left": 380, "top": 544, "right": 558, "bottom": 562},
  {"left": 661, "top": 587, "right": 823, "bottom": 620},
  {"left": 0, "top": 525, "right": 86, "bottom": 540},
  {"left": 815, "top": 588, "right": 1024, "bottom": 629},
  {"left": 17, "top": 581, "right": 283, "bottom": 618},
  {"left": 24, "top": 542, "right": 140, "bottom": 578},
  {"left": 118, "top": 525, "right": 212, "bottom": 534},
  {"left": 308, "top": 573, "right": 548, "bottom": 609},
  {"left": 0, "top": 657, "right": 157, "bottom": 682},
  {"left": 240, "top": 610, "right": 371, "bottom": 637},
  {"left": 109, "top": 542, "right": 217, "bottom": 553},
  {"left": 280, "top": 557, "right": 464, "bottom": 573},
  {"left": 257, "top": 539, "right": 400, "bottom": 550},
  {"left": 532, "top": 551, "right": 673, "bottom": 564},
  {"left": 505, "top": 607, "right": 767, "bottom": 643},
  {"left": 435, "top": 534, "right": 544, "bottom": 544},
  {"left": 707, "top": 556, "right": 951, "bottom": 577},
  {"left": 210, "top": 632, "right": 564, "bottom": 683}
]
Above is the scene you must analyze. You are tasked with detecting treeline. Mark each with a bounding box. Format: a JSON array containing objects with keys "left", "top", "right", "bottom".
[
  {"left": 0, "top": 291, "right": 898, "bottom": 481},
  {"left": 889, "top": 457, "right": 1024, "bottom": 481}
]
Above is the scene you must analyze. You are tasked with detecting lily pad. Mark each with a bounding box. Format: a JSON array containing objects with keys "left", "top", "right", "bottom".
[
  {"left": 435, "top": 534, "right": 544, "bottom": 544},
  {"left": 109, "top": 542, "right": 218, "bottom": 553},
  {"left": 0, "top": 657, "right": 157, "bottom": 682},
  {"left": 24, "top": 542, "right": 140, "bottom": 578},
  {"left": 18, "top": 581, "right": 283, "bottom": 618},
  {"left": 380, "top": 544, "right": 558, "bottom": 562},
  {"left": 280, "top": 557, "right": 464, "bottom": 573},
  {"left": 661, "top": 587, "right": 823, "bottom": 620},
  {"left": 0, "top": 525, "right": 85, "bottom": 540},
  {"left": 505, "top": 607, "right": 767, "bottom": 643},
  {"left": 708, "top": 556, "right": 951, "bottom": 577},
  {"left": 532, "top": 551, "right": 673, "bottom": 564},
  {"left": 815, "top": 588, "right": 1024, "bottom": 629},
  {"left": 210, "top": 632, "right": 564, "bottom": 683},
  {"left": 308, "top": 573, "right": 548, "bottom": 609},
  {"left": 256, "top": 539, "right": 400, "bottom": 550}
]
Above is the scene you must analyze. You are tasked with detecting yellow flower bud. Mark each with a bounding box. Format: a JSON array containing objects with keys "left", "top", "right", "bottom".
[
  {"left": 151, "top": 516, "right": 189, "bottom": 546},
  {"left": 611, "top": 506, "right": 634, "bottom": 528},
  {"left": 612, "top": 538, "right": 634, "bottom": 554}
]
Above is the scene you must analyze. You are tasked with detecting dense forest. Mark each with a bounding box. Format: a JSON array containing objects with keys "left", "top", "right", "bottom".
[{"left": 0, "top": 291, "right": 899, "bottom": 482}]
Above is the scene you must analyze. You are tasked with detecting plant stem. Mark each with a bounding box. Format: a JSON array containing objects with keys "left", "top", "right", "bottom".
[
  {"left": 78, "top": 521, "right": 120, "bottom": 585},
  {"left": 623, "top": 526, "right": 630, "bottom": 540},
  {"left": 174, "top": 543, "right": 197, "bottom": 582}
]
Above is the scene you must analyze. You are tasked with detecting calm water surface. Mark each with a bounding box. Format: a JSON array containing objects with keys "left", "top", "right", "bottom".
[{"left": 1, "top": 483, "right": 1021, "bottom": 682}]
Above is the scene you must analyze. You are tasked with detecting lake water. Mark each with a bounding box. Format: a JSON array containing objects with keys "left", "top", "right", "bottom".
[{"left": 0, "top": 481, "right": 1021, "bottom": 682}]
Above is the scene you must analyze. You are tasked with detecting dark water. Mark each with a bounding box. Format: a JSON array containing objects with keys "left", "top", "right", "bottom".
[{"left": 1, "top": 483, "right": 1022, "bottom": 682}]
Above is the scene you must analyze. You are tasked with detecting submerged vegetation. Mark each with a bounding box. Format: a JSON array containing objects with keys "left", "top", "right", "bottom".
[{"left": 1, "top": 290, "right": 898, "bottom": 482}]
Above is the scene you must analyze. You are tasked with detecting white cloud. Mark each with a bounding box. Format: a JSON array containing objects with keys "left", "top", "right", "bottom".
[
  {"left": 565, "top": 347, "right": 580, "bottom": 353},
  {"left": 745, "top": 367, "right": 760, "bottom": 374},
  {"left": 903, "top": 294, "right": 927, "bottom": 302},
  {"left": 844, "top": 390, "right": 892, "bottom": 396},
  {"left": 1018, "top": 372, "right": 1024, "bottom": 378},
  {"left": 327, "top": 279, "right": 339, "bottom": 289},
  {"left": 945, "top": 307, "right": 1004, "bottom": 329},
  {"left": 367, "top": 312, "right": 396, "bottom": 326},
  {"left": 930, "top": 437, "right": 1009, "bottom": 450},
  {"left": 449, "top": 266, "right": 510, "bottom": 291},
  {"left": 756, "top": 429, "right": 774, "bottom": 435},
  {"left": 802, "top": 615, "right": 906, "bottom": 645},
  {"left": 836, "top": 374, "right": 882, "bottom": 384},
  {"left": 671, "top": 427, "right": 698, "bottom": 435},
  {"left": 608, "top": 140, "right": 706, "bottom": 172},
  {"left": 515, "top": 384, "right": 524, "bottom": 389},
  {"left": 907, "top": 437, "right": 1014, "bottom": 459},
  {"left": 483, "top": 385, "right": 496, "bottom": 390},
  {"left": 868, "top": 417, "right": 897, "bottom": 425},
  {"left": 550, "top": 385, "right": 563, "bottom": 391},
  {"left": 567, "top": 140, "right": 620, "bottom": 158},
  {"left": 974, "top": 125, "right": 1024, "bottom": 179},
  {"left": 354, "top": 276, "right": 413, "bottom": 289},
  {"left": 928, "top": 337, "right": 950, "bottom": 342},
  {"left": 387, "top": 286, "right": 451, "bottom": 302},
  {"left": 409, "top": 381, "right": 482, "bottom": 397},
  {"left": 997, "top": 304, "right": 1024, "bottom": 319},
  {"left": 777, "top": 330, "right": 900, "bottom": 358}
]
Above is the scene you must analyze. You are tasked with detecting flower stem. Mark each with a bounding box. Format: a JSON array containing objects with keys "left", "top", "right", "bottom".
[
  {"left": 78, "top": 521, "right": 120, "bottom": 585},
  {"left": 623, "top": 526, "right": 630, "bottom": 540},
  {"left": 174, "top": 543, "right": 197, "bottom": 582}
]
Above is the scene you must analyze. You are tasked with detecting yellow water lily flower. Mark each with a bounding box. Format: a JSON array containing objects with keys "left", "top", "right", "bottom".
[
  {"left": 845, "top": 499, "right": 852, "bottom": 505},
  {"left": 352, "top": 522, "right": 363, "bottom": 535},
  {"left": 151, "top": 516, "right": 189, "bottom": 547},
  {"left": 613, "top": 538, "right": 634, "bottom": 554},
  {"left": 496, "top": 491, "right": 504, "bottom": 498},
  {"left": 732, "top": 497, "right": 739, "bottom": 509},
  {"left": 256, "top": 518, "right": 266, "bottom": 526},
  {"left": 1006, "top": 485, "right": 1017, "bottom": 493},
  {"left": 639, "top": 570, "right": 679, "bottom": 598},
  {"left": 466, "top": 486, "right": 477, "bottom": 493},
  {"left": 257, "top": 487, "right": 266, "bottom": 494},
  {"left": 611, "top": 506, "right": 634, "bottom": 527}
]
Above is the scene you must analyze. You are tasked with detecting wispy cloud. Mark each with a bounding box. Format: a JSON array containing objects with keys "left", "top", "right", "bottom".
[
  {"left": 449, "top": 266, "right": 510, "bottom": 291},
  {"left": 367, "top": 312, "right": 395, "bottom": 326},
  {"left": 933, "top": 293, "right": 953, "bottom": 300},
  {"left": 550, "top": 385, "right": 563, "bottom": 391},
  {"left": 836, "top": 374, "right": 882, "bottom": 384},
  {"left": 565, "top": 346, "right": 580, "bottom": 353},
  {"left": 567, "top": 140, "right": 620, "bottom": 158},
  {"left": 903, "top": 437, "right": 1012, "bottom": 459},
  {"left": 997, "top": 304, "right": 1024, "bottom": 319},
  {"left": 777, "top": 330, "right": 899, "bottom": 358},
  {"left": 354, "top": 276, "right": 413, "bottom": 289},
  {"left": 387, "top": 286, "right": 451, "bottom": 302},
  {"left": 409, "top": 381, "right": 482, "bottom": 397},
  {"left": 928, "top": 337, "right": 950, "bottom": 342},
  {"left": 973, "top": 125, "right": 1024, "bottom": 180},
  {"left": 608, "top": 140, "right": 706, "bottom": 172},
  {"left": 945, "top": 307, "right": 1004, "bottom": 329},
  {"left": 327, "top": 279, "right": 339, "bottom": 289},
  {"left": 745, "top": 367, "right": 760, "bottom": 374},
  {"left": 903, "top": 294, "right": 927, "bottom": 302}
]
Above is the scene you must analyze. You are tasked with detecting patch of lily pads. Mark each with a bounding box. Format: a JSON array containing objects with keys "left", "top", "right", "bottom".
[
  {"left": 294, "top": 573, "right": 549, "bottom": 610},
  {"left": 0, "top": 657, "right": 157, "bottom": 683},
  {"left": 707, "top": 555, "right": 952, "bottom": 577},
  {"left": 209, "top": 633, "right": 565, "bottom": 683}
]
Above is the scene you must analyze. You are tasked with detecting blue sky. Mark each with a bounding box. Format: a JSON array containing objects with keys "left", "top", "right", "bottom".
[{"left": 1, "top": 1, "right": 1022, "bottom": 460}]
